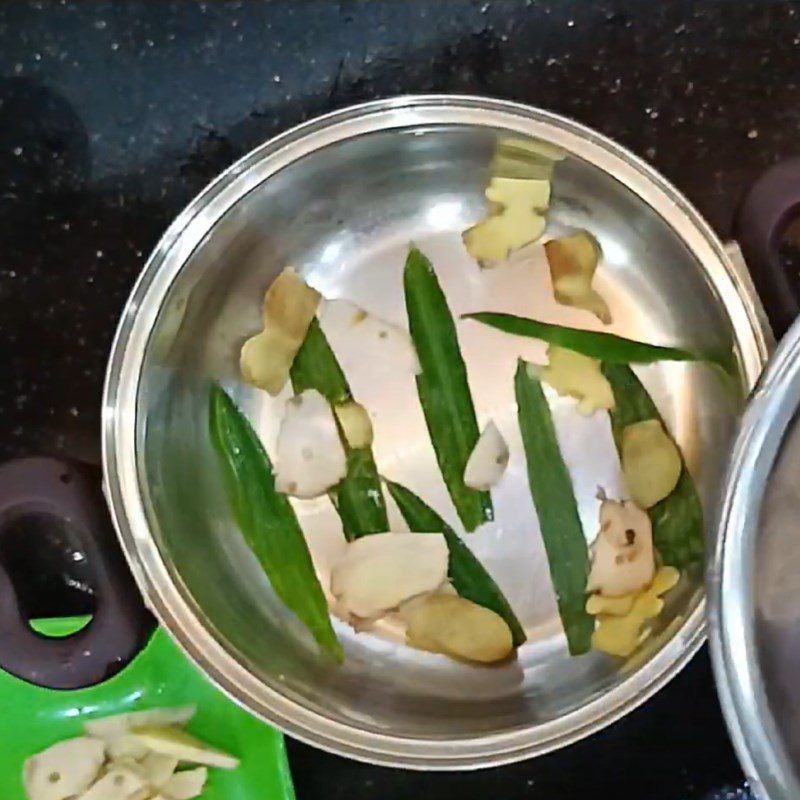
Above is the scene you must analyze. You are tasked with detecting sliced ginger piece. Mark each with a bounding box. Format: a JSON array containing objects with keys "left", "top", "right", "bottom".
[
  {"left": 463, "top": 177, "right": 550, "bottom": 265},
  {"left": 587, "top": 497, "right": 655, "bottom": 597},
  {"left": 132, "top": 727, "right": 239, "bottom": 770},
  {"left": 404, "top": 594, "right": 514, "bottom": 664},
  {"left": 334, "top": 401, "right": 374, "bottom": 449},
  {"left": 545, "top": 231, "right": 611, "bottom": 323},
  {"left": 331, "top": 533, "right": 448, "bottom": 621},
  {"left": 240, "top": 267, "right": 321, "bottom": 395},
  {"left": 621, "top": 419, "right": 682, "bottom": 508},
  {"left": 490, "top": 136, "right": 566, "bottom": 180},
  {"left": 586, "top": 593, "right": 636, "bottom": 617},
  {"left": 591, "top": 566, "right": 680, "bottom": 657},
  {"left": 536, "top": 346, "right": 614, "bottom": 414}
]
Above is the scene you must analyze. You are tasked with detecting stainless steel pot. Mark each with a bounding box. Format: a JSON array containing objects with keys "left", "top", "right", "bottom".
[
  {"left": 90, "top": 96, "right": 773, "bottom": 768},
  {"left": 711, "top": 160, "right": 800, "bottom": 800},
  {"left": 92, "top": 97, "right": 768, "bottom": 769}
]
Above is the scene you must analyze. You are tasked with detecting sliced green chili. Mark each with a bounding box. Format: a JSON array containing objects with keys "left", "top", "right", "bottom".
[
  {"left": 209, "top": 383, "right": 342, "bottom": 661},
  {"left": 290, "top": 317, "right": 389, "bottom": 540},
  {"left": 404, "top": 246, "right": 493, "bottom": 531},
  {"left": 464, "top": 311, "right": 736, "bottom": 376},
  {"left": 385, "top": 480, "right": 526, "bottom": 647},
  {"left": 602, "top": 362, "right": 704, "bottom": 569},
  {"left": 514, "top": 360, "right": 593, "bottom": 656}
]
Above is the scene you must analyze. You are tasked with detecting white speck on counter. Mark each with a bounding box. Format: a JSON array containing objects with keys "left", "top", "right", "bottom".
[{"left": 747, "top": 129, "right": 759, "bottom": 139}]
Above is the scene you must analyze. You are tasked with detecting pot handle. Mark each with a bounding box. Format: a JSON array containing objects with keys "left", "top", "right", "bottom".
[
  {"left": 0, "top": 457, "right": 154, "bottom": 689},
  {"left": 736, "top": 157, "right": 800, "bottom": 337}
]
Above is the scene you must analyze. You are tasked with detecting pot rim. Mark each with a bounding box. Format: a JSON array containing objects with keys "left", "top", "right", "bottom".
[{"left": 102, "top": 94, "right": 770, "bottom": 768}]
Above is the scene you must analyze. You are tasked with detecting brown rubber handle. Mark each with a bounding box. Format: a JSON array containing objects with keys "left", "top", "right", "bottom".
[
  {"left": 736, "top": 156, "right": 800, "bottom": 337},
  {"left": 0, "top": 457, "right": 153, "bottom": 689}
]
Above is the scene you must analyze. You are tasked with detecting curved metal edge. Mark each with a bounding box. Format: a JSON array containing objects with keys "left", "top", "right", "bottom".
[
  {"left": 709, "top": 322, "right": 800, "bottom": 800},
  {"left": 102, "top": 94, "right": 771, "bottom": 768}
]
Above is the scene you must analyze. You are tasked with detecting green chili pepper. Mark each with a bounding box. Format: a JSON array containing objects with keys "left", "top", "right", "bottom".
[
  {"left": 602, "top": 362, "right": 704, "bottom": 569},
  {"left": 290, "top": 318, "right": 389, "bottom": 540},
  {"left": 404, "top": 246, "right": 493, "bottom": 531},
  {"left": 463, "top": 311, "right": 736, "bottom": 376},
  {"left": 209, "top": 383, "right": 342, "bottom": 662},
  {"left": 514, "top": 360, "right": 593, "bottom": 656},
  {"left": 385, "top": 480, "right": 526, "bottom": 647}
]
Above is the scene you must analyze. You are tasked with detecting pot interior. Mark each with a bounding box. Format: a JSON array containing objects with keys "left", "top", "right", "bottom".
[{"left": 129, "top": 115, "right": 752, "bottom": 761}]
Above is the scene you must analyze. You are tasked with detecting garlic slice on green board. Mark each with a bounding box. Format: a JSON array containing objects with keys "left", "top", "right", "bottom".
[
  {"left": 105, "top": 735, "right": 150, "bottom": 762},
  {"left": 275, "top": 389, "right": 347, "bottom": 498},
  {"left": 132, "top": 727, "right": 239, "bottom": 770},
  {"left": 463, "top": 420, "right": 509, "bottom": 490},
  {"left": 587, "top": 498, "right": 656, "bottom": 597},
  {"left": 330, "top": 532, "right": 448, "bottom": 620},
  {"left": 76, "top": 766, "right": 147, "bottom": 800},
  {"left": 84, "top": 706, "right": 196, "bottom": 738},
  {"left": 138, "top": 752, "right": 179, "bottom": 789},
  {"left": 24, "top": 738, "right": 106, "bottom": 800},
  {"left": 317, "top": 297, "right": 421, "bottom": 376},
  {"left": 161, "top": 767, "right": 208, "bottom": 800}
]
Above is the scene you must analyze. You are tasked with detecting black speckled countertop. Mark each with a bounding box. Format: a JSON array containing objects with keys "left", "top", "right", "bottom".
[{"left": 3, "top": 1, "right": 799, "bottom": 797}]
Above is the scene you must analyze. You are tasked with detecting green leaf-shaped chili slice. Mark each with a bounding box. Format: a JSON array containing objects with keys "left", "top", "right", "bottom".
[
  {"left": 290, "top": 317, "right": 389, "bottom": 540},
  {"left": 602, "top": 362, "right": 704, "bottom": 569},
  {"left": 385, "top": 480, "right": 526, "bottom": 647},
  {"left": 404, "top": 246, "right": 493, "bottom": 531},
  {"left": 514, "top": 360, "right": 593, "bottom": 656},
  {"left": 209, "top": 383, "right": 342, "bottom": 661}
]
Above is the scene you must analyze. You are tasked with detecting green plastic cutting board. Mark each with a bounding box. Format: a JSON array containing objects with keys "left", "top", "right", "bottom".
[{"left": 0, "top": 619, "right": 295, "bottom": 800}]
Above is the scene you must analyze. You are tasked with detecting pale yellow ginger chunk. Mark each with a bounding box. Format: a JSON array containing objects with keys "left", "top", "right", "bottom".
[
  {"left": 240, "top": 268, "right": 321, "bottom": 395},
  {"left": 463, "top": 177, "right": 550, "bottom": 264},
  {"left": 404, "top": 594, "right": 513, "bottom": 664},
  {"left": 545, "top": 231, "right": 611, "bottom": 323},
  {"left": 590, "top": 566, "right": 680, "bottom": 657},
  {"left": 621, "top": 419, "right": 682, "bottom": 508},
  {"left": 331, "top": 533, "right": 449, "bottom": 621},
  {"left": 490, "top": 136, "right": 566, "bottom": 180},
  {"left": 536, "top": 346, "right": 614, "bottom": 414},
  {"left": 334, "top": 401, "right": 374, "bottom": 449},
  {"left": 587, "top": 497, "right": 655, "bottom": 597},
  {"left": 586, "top": 593, "right": 635, "bottom": 617}
]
